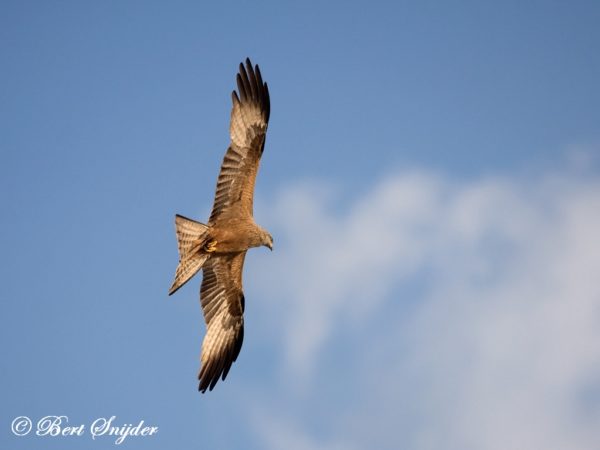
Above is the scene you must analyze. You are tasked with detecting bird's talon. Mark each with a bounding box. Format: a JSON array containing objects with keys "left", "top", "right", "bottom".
[{"left": 204, "top": 239, "right": 218, "bottom": 253}]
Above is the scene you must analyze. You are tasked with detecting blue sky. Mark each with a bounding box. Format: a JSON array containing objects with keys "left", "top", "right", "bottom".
[{"left": 1, "top": 1, "right": 599, "bottom": 449}]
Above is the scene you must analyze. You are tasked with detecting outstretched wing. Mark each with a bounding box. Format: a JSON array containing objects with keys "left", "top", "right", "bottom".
[
  {"left": 208, "top": 58, "right": 270, "bottom": 224},
  {"left": 198, "top": 252, "right": 246, "bottom": 392}
]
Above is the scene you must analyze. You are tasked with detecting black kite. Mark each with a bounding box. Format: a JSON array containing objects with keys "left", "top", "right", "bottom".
[{"left": 169, "top": 58, "right": 272, "bottom": 392}]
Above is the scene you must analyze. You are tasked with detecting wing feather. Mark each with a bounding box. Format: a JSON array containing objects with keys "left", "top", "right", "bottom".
[
  {"left": 198, "top": 252, "right": 246, "bottom": 392},
  {"left": 208, "top": 58, "right": 270, "bottom": 224}
]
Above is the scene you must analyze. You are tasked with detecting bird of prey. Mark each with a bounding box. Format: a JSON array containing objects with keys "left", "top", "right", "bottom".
[{"left": 168, "top": 58, "right": 272, "bottom": 393}]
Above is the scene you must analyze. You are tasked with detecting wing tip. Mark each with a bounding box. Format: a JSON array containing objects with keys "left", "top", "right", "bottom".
[
  {"left": 196, "top": 318, "right": 244, "bottom": 393},
  {"left": 232, "top": 57, "right": 270, "bottom": 122}
]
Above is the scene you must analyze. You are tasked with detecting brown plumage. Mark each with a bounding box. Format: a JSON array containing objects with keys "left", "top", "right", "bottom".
[{"left": 168, "top": 58, "right": 273, "bottom": 393}]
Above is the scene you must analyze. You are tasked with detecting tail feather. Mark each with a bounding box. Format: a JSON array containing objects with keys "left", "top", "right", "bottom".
[{"left": 169, "top": 215, "right": 210, "bottom": 295}]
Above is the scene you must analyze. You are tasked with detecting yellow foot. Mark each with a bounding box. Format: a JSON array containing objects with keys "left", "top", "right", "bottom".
[{"left": 204, "top": 239, "right": 218, "bottom": 253}]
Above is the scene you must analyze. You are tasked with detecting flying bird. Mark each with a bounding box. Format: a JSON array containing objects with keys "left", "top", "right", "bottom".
[{"left": 169, "top": 58, "right": 272, "bottom": 393}]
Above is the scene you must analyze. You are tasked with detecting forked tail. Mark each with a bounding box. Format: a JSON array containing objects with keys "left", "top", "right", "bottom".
[{"left": 169, "top": 214, "right": 211, "bottom": 295}]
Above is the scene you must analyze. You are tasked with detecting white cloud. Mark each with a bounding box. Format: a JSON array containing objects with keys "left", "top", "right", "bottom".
[{"left": 245, "top": 168, "right": 600, "bottom": 450}]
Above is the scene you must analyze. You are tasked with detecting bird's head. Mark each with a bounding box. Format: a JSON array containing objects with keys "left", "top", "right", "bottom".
[{"left": 262, "top": 231, "right": 274, "bottom": 251}]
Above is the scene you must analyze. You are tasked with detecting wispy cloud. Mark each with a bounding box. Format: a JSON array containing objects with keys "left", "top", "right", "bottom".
[{"left": 244, "top": 166, "right": 600, "bottom": 449}]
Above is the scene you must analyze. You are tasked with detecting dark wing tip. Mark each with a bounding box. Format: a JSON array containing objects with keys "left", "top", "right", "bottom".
[
  {"left": 198, "top": 355, "right": 234, "bottom": 393},
  {"left": 197, "top": 321, "right": 244, "bottom": 393},
  {"left": 232, "top": 58, "right": 270, "bottom": 123}
]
